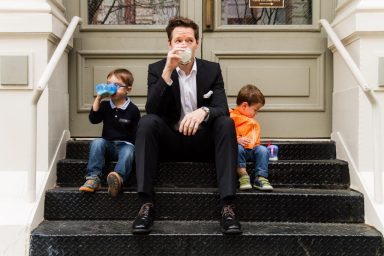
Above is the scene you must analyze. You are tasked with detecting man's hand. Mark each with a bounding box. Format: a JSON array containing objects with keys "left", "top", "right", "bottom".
[
  {"left": 238, "top": 137, "right": 250, "bottom": 148},
  {"left": 162, "top": 47, "right": 184, "bottom": 83},
  {"left": 179, "top": 108, "right": 207, "bottom": 136}
]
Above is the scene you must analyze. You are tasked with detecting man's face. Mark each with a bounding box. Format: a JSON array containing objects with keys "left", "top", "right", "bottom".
[{"left": 168, "top": 26, "right": 199, "bottom": 58}]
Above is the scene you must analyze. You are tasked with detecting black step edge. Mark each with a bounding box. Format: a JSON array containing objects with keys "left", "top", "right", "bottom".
[
  {"left": 66, "top": 140, "right": 336, "bottom": 160},
  {"left": 30, "top": 220, "right": 383, "bottom": 256},
  {"left": 57, "top": 160, "right": 350, "bottom": 189},
  {"left": 44, "top": 188, "right": 364, "bottom": 223}
]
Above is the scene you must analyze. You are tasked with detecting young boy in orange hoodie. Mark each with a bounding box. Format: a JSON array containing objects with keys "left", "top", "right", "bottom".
[{"left": 230, "top": 84, "right": 273, "bottom": 191}]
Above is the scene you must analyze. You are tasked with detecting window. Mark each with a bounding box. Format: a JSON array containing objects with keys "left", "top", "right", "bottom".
[
  {"left": 88, "top": 0, "right": 180, "bottom": 25},
  {"left": 221, "top": 0, "right": 312, "bottom": 25}
]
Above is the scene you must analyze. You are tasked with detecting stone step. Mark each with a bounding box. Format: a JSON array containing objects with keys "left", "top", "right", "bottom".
[
  {"left": 66, "top": 140, "right": 336, "bottom": 160},
  {"left": 30, "top": 220, "right": 383, "bottom": 256},
  {"left": 44, "top": 187, "right": 364, "bottom": 223},
  {"left": 57, "top": 159, "right": 350, "bottom": 189}
]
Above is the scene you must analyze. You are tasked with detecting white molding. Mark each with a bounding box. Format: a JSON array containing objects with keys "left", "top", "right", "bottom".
[
  {"left": 76, "top": 50, "right": 166, "bottom": 112},
  {"left": 357, "top": 1, "right": 384, "bottom": 12},
  {"left": 0, "top": 1, "right": 68, "bottom": 34},
  {"left": 335, "top": 0, "right": 357, "bottom": 14},
  {"left": 333, "top": 0, "right": 384, "bottom": 28},
  {"left": 332, "top": 131, "right": 384, "bottom": 233},
  {"left": 211, "top": 51, "right": 325, "bottom": 112},
  {"left": 29, "top": 129, "right": 70, "bottom": 229},
  {"left": 48, "top": 0, "right": 66, "bottom": 13},
  {"left": 48, "top": 33, "right": 73, "bottom": 52},
  {"left": 0, "top": 51, "right": 34, "bottom": 90},
  {"left": 0, "top": 2, "right": 51, "bottom": 13}
]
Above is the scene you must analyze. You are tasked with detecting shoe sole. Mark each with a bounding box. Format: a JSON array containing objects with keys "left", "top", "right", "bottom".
[
  {"left": 79, "top": 186, "right": 99, "bottom": 193},
  {"left": 221, "top": 228, "right": 243, "bottom": 235},
  {"left": 132, "top": 228, "right": 152, "bottom": 234},
  {"left": 107, "top": 172, "right": 122, "bottom": 197},
  {"left": 239, "top": 185, "right": 252, "bottom": 190},
  {"left": 253, "top": 185, "right": 273, "bottom": 191}
]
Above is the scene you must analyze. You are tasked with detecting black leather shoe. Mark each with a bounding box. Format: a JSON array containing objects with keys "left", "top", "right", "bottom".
[
  {"left": 132, "top": 203, "right": 155, "bottom": 234},
  {"left": 220, "top": 204, "right": 242, "bottom": 235}
]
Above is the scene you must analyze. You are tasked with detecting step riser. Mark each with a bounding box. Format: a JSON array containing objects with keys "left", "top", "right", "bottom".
[
  {"left": 44, "top": 191, "right": 364, "bottom": 223},
  {"left": 57, "top": 161, "right": 350, "bottom": 189},
  {"left": 66, "top": 141, "right": 336, "bottom": 160},
  {"left": 30, "top": 235, "right": 383, "bottom": 256},
  {"left": 31, "top": 140, "right": 384, "bottom": 255}
]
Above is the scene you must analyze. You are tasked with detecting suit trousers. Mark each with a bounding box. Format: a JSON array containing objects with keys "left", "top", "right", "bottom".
[{"left": 135, "top": 114, "right": 237, "bottom": 200}]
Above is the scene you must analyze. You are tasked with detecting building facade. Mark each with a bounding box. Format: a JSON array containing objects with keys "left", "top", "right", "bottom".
[{"left": 0, "top": 0, "right": 383, "bottom": 255}]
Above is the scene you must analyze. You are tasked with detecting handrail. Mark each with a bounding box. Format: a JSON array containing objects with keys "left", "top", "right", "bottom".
[
  {"left": 319, "top": 19, "right": 383, "bottom": 203},
  {"left": 27, "top": 16, "right": 82, "bottom": 202}
]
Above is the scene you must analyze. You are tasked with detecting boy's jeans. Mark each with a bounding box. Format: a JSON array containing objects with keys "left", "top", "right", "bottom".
[
  {"left": 238, "top": 144, "right": 269, "bottom": 178},
  {"left": 86, "top": 138, "right": 134, "bottom": 182}
]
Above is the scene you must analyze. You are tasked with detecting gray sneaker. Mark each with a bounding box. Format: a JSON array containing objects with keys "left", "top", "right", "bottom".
[
  {"left": 79, "top": 178, "right": 101, "bottom": 193},
  {"left": 253, "top": 176, "right": 273, "bottom": 191}
]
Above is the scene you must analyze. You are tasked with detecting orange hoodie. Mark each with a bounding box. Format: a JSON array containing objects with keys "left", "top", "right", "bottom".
[{"left": 229, "top": 108, "right": 261, "bottom": 149}]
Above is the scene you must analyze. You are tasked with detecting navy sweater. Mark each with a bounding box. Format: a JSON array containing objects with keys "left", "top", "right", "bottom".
[{"left": 89, "top": 100, "right": 141, "bottom": 144}]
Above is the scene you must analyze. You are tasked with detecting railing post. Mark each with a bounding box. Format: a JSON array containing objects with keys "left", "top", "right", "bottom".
[
  {"left": 27, "top": 104, "right": 37, "bottom": 202},
  {"left": 370, "top": 94, "right": 384, "bottom": 203},
  {"left": 320, "top": 19, "right": 384, "bottom": 203},
  {"left": 27, "top": 16, "right": 82, "bottom": 202}
]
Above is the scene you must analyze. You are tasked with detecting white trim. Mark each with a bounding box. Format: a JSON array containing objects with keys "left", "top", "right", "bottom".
[
  {"left": 0, "top": 2, "right": 51, "bottom": 12},
  {"left": 333, "top": 132, "right": 384, "bottom": 233},
  {"left": 48, "top": 0, "right": 66, "bottom": 12},
  {"left": 0, "top": 52, "right": 34, "bottom": 90},
  {"left": 320, "top": 18, "right": 384, "bottom": 203},
  {"left": 28, "top": 16, "right": 81, "bottom": 202}
]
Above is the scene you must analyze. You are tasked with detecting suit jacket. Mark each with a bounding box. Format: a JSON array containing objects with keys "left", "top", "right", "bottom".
[{"left": 145, "top": 58, "right": 229, "bottom": 128}]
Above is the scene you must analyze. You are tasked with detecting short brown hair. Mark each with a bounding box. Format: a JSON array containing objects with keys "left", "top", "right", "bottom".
[
  {"left": 107, "top": 68, "right": 134, "bottom": 87},
  {"left": 236, "top": 84, "right": 265, "bottom": 106},
  {"left": 166, "top": 16, "right": 199, "bottom": 42}
]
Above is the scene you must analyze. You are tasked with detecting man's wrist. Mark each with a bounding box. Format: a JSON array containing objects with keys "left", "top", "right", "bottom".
[
  {"left": 162, "top": 70, "right": 173, "bottom": 86},
  {"left": 164, "top": 78, "right": 173, "bottom": 86},
  {"left": 201, "top": 106, "right": 210, "bottom": 120}
]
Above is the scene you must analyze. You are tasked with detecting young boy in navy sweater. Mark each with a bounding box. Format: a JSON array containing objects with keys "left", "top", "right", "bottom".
[{"left": 79, "top": 68, "right": 140, "bottom": 196}]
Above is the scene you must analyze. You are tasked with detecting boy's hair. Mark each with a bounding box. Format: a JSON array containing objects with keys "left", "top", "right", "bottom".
[
  {"left": 166, "top": 16, "right": 199, "bottom": 42},
  {"left": 236, "top": 84, "right": 265, "bottom": 106},
  {"left": 107, "top": 68, "right": 134, "bottom": 87}
]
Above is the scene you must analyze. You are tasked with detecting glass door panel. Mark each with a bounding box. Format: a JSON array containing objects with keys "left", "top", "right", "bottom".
[
  {"left": 221, "top": 0, "right": 312, "bottom": 25},
  {"left": 88, "top": 0, "right": 180, "bottom": 25}
]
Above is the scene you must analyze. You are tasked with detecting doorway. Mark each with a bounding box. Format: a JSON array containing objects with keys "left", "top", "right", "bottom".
[{"left": 66, "top": 0, "right": 335, "bottom": 138}]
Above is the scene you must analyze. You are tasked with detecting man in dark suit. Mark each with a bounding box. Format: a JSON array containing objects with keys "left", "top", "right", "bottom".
[{"left": 132, "top": 16, "right": 242, "bottom": 235}]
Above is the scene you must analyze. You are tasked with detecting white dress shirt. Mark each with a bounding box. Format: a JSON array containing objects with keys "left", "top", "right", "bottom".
[{"left": 176, "top": 60, "right": 198, "bottom": 128}]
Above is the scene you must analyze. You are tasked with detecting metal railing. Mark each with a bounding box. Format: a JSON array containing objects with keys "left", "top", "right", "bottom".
[
  {"left": 319, "top": 19, "right": 383, "bottom": 203},
  {"left": 27, "top": 16, "right": 82, "bottom": 202}
]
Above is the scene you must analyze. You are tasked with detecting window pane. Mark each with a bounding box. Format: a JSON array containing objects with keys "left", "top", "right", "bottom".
[
  {"left": 88, "top": 0, "right": 180, "bottom": 25},
  {"left": 221, "top": 0, "right": 312, "bottom": 25}
]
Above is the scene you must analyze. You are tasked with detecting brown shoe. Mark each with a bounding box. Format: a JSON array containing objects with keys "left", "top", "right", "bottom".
[{"left": 107, "top": 171, "right": 123, "bottom": 197}]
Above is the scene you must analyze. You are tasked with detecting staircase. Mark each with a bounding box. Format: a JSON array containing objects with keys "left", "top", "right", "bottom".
[{"left": 30, "top": 140, "right": 383, "bottom": 256}]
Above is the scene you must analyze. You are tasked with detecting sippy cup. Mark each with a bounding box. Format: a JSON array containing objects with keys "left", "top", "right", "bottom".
[
  {"left": 267, "top": 142, "right": 279, "bottom": 161},
  {"left": 96, "top": 83, "right": 117, "bottom": 96}
]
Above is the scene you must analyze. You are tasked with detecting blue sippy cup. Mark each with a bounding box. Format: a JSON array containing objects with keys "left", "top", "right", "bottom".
[{"left": 96, "top": 83, "right": 117, "bottom": 96}]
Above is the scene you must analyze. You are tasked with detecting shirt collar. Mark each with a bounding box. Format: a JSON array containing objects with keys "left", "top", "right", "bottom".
[
  {"left": 176, "top": 58, "right": 197, "bottom": 76},
  {"left": 109, "top": 97, "right": 130, "bottom": 110}
]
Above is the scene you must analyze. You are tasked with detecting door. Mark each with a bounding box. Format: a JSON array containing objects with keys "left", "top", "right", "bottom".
[{"left": 65, "top": 0, "right": 335, "bottom": 138}]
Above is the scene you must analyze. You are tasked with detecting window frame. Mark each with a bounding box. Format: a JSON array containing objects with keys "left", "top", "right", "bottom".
[
  {"left": 80, "top": 0, "right": 186, "bottom": 32},
  {"left": 214, "top": 0, "right": 320, "bottom": 32}
]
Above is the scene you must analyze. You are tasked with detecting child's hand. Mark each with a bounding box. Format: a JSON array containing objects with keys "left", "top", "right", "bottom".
[{"left": 238, "top": 136, "right": 250, "bottom": 147}]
